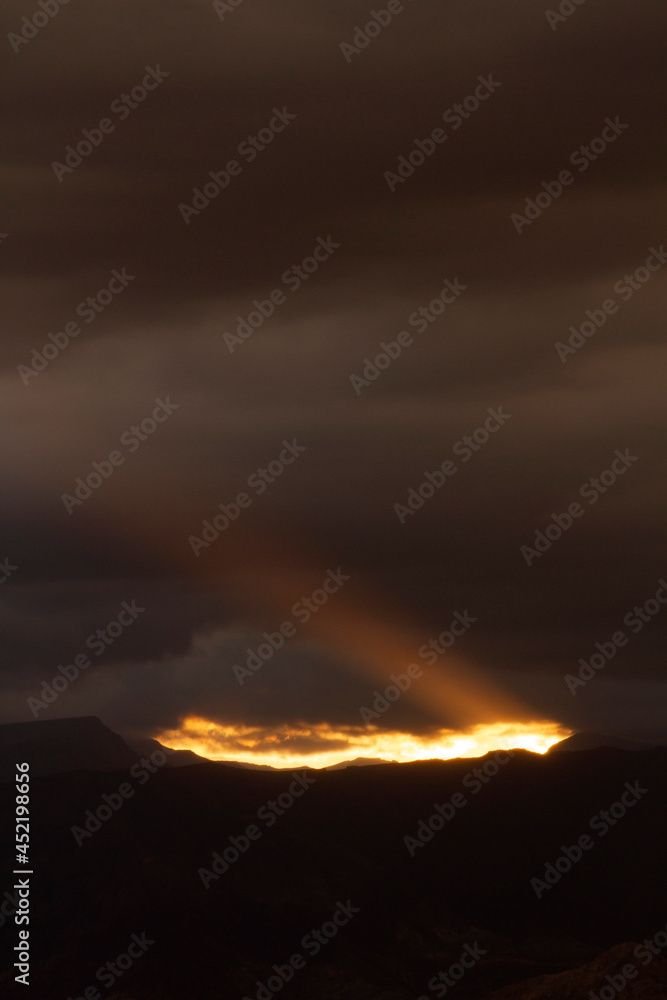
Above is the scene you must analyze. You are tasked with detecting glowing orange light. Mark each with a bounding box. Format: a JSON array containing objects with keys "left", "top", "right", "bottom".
[
  {"left": 93, "top": 485, "right": 574, "bottom": 767},
  {"left": 157, "top": 716, "right": 571, "bottom": 769}
]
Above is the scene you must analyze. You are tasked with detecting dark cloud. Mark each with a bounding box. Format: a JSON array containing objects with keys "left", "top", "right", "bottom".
[{"left": 1, "top": 0, "right": 664, "bottom": 747}]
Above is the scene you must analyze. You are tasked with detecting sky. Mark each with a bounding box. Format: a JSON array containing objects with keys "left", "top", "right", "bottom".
[{"left": 2, "top": 0, "right": 665, "bottom": 765}]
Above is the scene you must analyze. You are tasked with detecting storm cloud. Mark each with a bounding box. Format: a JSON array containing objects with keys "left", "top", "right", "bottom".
[{"left": 1, "top": 0, "right": 665, "bottom": 750}]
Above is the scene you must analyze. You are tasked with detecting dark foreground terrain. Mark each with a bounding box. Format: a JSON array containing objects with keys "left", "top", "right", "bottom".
[{"left": 0, "top": 719, "right": 666, "bottom": 999}]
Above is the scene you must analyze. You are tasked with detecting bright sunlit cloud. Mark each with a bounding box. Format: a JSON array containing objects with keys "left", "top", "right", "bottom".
[{"left": 157, "top": 716, "right": 572, "bottom": 769}]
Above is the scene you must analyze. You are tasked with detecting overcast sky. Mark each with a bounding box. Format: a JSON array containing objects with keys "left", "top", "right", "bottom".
[{"left": 2, "top": 0, "right": 665, "bottom": 755}]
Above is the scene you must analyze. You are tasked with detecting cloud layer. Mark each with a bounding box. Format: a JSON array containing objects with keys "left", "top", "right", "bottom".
[{"left": 2, "top": 0, "right": 665, "bottom": 750}]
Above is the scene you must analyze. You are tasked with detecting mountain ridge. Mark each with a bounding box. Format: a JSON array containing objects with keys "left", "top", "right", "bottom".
[{"left": 1, "top": 728, "right": 665, "bottom": 999}]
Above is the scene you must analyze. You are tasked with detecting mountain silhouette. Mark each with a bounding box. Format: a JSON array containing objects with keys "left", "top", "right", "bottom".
[
  {"left": 0, "top": 716, "right": 139, "bottom": 780},
  {"left": 547, "top": 731, "right": 658, "bottom": 753},
  {"left": 486, "top": 942, "right": 667, "bottom": 998},
  {"left": 325, "top": 756, "right": 396, "bottom": 769},
  {"left": 1, "top": 719, "right": 665, "bottom": 998}
]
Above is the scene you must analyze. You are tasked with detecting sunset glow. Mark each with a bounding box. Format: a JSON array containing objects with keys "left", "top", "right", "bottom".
[{"left": 157, "top": 716, "right": 572, "bottom": 769}]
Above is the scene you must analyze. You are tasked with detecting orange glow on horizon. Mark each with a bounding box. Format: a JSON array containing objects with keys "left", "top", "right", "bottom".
[
  {"left": 96, "top": 487, "right": 573, "bottom": 771},
  {"left": 157, "top": 716, "right": 572, "bottom": 769}
]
